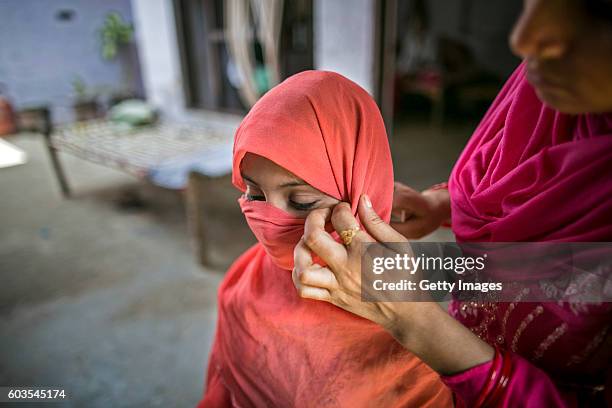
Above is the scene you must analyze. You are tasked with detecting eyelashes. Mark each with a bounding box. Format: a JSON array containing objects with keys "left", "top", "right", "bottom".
[
  {"left": 289, "top": 199, "right": 319, "bottom": 211},
  {"left": 244, "top": 194, "right": 319, "bottom": 211},
  {"left": 245, "top": 193, "right": 265, "bottom": 201}
]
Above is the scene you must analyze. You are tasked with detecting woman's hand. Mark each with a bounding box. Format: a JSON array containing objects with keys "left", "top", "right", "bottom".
[
  {"left": 391, "top": 182, "right": 451, "bottom": 238},
  {"left": 292, "top": 197, "right": 410, "bottom": 330},
  {"left": 293, "top": 195, "right": 494, "bottom": 375}
]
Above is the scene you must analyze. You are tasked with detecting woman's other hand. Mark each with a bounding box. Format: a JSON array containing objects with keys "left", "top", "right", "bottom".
[{"left": 391, "top": 182, "right": 451, "bottom": 238}]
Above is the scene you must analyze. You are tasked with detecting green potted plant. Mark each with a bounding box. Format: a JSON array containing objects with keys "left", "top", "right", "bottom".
[
  {"left": 99, "top": 12, "right": 137, "bottom": 104},
  {"left": 100, "top": 12, "right": 133, "bottom": 60}
]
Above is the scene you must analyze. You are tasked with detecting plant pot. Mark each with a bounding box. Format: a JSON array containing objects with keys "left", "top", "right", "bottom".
[
  {"left": 73, "top": 100, "right": 101, "bottom": 122},
  {"left": 108, "top": 92, "right": 135, "bottom": 108},
  {"left": 17, "top": 106, "right": 49, "bottom": 133}
]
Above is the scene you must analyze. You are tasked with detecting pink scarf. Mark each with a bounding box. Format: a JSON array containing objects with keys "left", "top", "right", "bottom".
[{"left": 450, "top": 63, "right": 612, "bottom": 242}]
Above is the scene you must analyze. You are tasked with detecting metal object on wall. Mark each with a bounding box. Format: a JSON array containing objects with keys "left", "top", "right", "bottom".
[{"left": 225, "top": 0, "right": 284, "bottom": 107}]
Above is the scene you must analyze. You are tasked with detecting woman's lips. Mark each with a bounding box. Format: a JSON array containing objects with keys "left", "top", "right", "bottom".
[{"left": 526, "top": 67, "right": 563, "bottom": 92}]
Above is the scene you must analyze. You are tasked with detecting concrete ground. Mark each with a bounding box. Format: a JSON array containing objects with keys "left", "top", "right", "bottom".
[{"left": 0, "top": 120, "right": 473, "bottom": 407}]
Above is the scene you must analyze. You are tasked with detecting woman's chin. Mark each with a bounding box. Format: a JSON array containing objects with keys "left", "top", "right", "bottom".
[{"left": 533, "top": 87, "right": 588, "bottom": 114}]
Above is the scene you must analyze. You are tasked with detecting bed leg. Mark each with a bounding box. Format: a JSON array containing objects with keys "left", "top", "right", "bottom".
[{"left": 40, "top": 107, "right": 71, "bottom": 198}]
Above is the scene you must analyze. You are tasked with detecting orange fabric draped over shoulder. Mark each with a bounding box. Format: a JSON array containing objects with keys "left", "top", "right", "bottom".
[{"left": 198, "top": 71, "right": 452, "bottom": 407}]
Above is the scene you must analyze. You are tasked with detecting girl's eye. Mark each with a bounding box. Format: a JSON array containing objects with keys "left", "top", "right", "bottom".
[
  {"left": 289, "top": 198, "right": 319, "bottom": 211},
  {"left": 245, "top": 193, "right": 265, "bottom": 201},
  {"left": 245, "top": 185, "right": 265, "bottom": 201}
]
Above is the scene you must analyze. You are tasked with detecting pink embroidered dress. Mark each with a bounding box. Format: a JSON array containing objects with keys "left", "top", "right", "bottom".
[{"left": 442, "top": 62, "right": 612, "bottom": 407}]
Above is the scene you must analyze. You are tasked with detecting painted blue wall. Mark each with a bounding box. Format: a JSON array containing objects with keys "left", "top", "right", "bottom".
[{"left": 0, "top": 0, "right": 138, "bottom": 123}]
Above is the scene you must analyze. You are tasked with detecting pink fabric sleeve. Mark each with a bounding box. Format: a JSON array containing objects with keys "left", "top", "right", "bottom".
[{"left": 441, "top": 353, "right": 577, "bottom": 407}]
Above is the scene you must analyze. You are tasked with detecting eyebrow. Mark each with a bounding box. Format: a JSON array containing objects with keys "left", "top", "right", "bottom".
[
  {"left": 241, "top": 173, "right": 309, "bottom": 188},
  {"left": 279, "top": 180, "right": 309, "bottom": 187}
]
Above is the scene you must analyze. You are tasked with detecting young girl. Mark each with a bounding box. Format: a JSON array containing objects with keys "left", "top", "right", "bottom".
[{"left": 198, "top": 71, "right": 451, "bottom": 407}]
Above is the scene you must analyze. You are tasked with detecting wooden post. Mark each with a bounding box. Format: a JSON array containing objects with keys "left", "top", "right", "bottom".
[
  {"left": 39, "top": 107, "right": 71, "bottom": 197},
  {"left": 185, "top": 171, "right": 255, "bottom": 270},
  {"left": 186, "top": 171, "right": 211, "bottom": 266}
]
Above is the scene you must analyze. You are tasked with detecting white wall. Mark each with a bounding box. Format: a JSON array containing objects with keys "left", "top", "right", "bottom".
[
  {"left": 313, "top": 0, "right": 376, "bottom": 95},
  {"left": 130, "top": 0, "right": 185, "bottom": 119}
]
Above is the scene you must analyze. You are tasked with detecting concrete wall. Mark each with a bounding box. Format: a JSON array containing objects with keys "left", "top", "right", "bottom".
[
  {"left": 0, "top": 0, "right": 137, "bottom": 123},
  {"left": 314, "top": 0, "right": 376, "bottom": 95},
  {"left": 130, "top": 0, "right": 186, "bottom": 120}
]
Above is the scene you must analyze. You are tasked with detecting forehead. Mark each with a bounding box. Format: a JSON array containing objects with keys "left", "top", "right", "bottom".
[{"left": 240, "top": 152, "right": 305, "bottom": 184}]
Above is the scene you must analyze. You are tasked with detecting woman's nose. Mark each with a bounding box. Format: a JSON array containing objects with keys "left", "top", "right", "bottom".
[{"left": 509, "top": 0, "right": 569, "bottom": 59}]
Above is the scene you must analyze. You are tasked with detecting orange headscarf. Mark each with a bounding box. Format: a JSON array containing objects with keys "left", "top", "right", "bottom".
[{"left": 199, "top": 71, "right": 451, "bottom": 407}]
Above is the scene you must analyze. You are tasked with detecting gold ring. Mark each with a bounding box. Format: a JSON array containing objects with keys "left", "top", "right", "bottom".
[{"left": 340, "top": 226, "right": 360, "bottom": 246}]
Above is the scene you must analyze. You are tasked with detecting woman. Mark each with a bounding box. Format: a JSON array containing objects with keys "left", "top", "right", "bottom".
[
  {"left": 198, "top": 71, "right": 452, "bottom": 407},
  {"left": 294, "top": 0, "right": 612, "bottom": 406}
]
